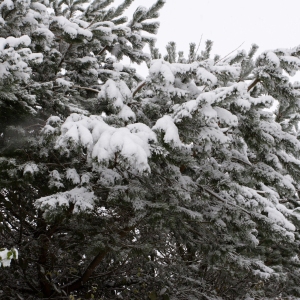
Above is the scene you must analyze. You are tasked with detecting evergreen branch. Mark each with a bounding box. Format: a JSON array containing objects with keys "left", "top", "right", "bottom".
[
  {"left": 247, "top": 78, "right": 260, "bottom": 92},
  {"left": 201, "top": 186, "right": 251, "bottom": 216},
  {"left": 231, "top": 156, "right": 252, "bottom": 166},
  {"left": 62, "top": 248, "right": 109, "bottom": 293},
  {"left": 4, "top": 8, "right": 16, "bottom": 20},
  {"left": 132, "top": 81, "right": 146, "bottom": 97},
  {"left": 72, "top": 85, "right": 100, "bottom": 93},
  {"left": 53, "top": 85, "right": 100, "bottom": 93},
  {"left": 62, "top": 225, "right": 135, "bottom": 293},
  {"left": 97, "top": 45, "right": 108, "bottom": 56},
  {"left": 57, "top": 44, "right": 73, "bottom": 70}
]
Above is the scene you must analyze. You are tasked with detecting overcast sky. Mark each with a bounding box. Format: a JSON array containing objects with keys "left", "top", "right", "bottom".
[{"left": 112, "top": 0, "right": 300, "bottom": 81}]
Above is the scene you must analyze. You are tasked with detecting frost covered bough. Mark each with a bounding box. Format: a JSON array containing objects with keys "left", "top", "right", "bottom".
[{"left": 2, "top": 0, "right": 300, "bottom": 299}]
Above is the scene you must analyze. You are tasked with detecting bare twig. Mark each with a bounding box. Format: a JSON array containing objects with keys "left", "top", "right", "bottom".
[
  {"left": 214, "top": 41, "right": 245, "bottom": 65},
  {"left": 194, "top": 34, "right": 203, "bottom": 60}
]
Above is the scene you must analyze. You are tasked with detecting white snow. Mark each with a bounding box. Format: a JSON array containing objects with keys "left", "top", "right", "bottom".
[
  {"left": 153, "top": 115, "right": 182, "bottom": 147},
  {"left": 0, "top": 0, "right": 14, "bottom": 11},
  {"left": 118, "top": 104, "right": 136, "bottom": 121},
  {"left": 265, "top": 51, "right": 280, "bottom": 68},
  {"left": 265, "top": 206, "right": 295, "bottom": 231},
  {"left": 56, "top": 78, "right": 73, "bottom": 87},
  {"left": 53, "top": 113, "right": 155, "bottom": 173},
  {"left": 23, "top": 162, "right": 39, "bottom": 176},
  {"left": 214, "top": 106, "right": 238, "bottom": 126},
  {"left": 66, "top": 168, "right": 81, "bottom": 184},
  {"left": 195, "top": 66, "right": 217, "bottom": 85},
  {"left": 149, "top": 59, "right": 175, "bottom": 84},
  {"left": 250, "top": 95, "right": 275, "bottom": 108},
  {"left": 51, "top": 16, "right": 93, "bottom": 40},
  {"left": 35, "top": 187, "right": 96, "bottom": 213}
]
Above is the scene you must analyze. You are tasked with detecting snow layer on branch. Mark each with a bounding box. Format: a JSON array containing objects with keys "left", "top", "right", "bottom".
[
  {"left": 153, "top": 115, "right": 182, "bottom": 147},
  {"left": 149, "top": 59, "right": 217, "bottom": 86},
  {"left": 172, "top": 100, "right": 198, "bottom": 122},
  {"left": 56, "top": 78, "right": 73, "bottom": 87},
  {"left": 214, "top": 107, "right": 238, "bottom": 126},
  {"left": 252, "top": 260, "right": 275, "bottom": 279},
  {"left": 265, "top": 206, "right": 295, "bottom": 231},
  {"left": 195, "top": 82, "right": 249, "bottom": 107},
  {"left": 52, "top": 114, "right": 155, "bottom": 173},
  {"left": 265, "top": 51, "right": 280, "bottom": 68},
  {"left": 127, "top": 123, "right": 157, "bottom": 144},
  {"left": 51, "top": 16, "right": 93, "bottom": 40},
  {"left": 92, "top": 127, "right": 151, "bottom": 172},
  {"left": 177, "top": 206, "right": 203, "bottom": 220},
  {"left": 259, "top": 121, "right": 300, "bottom": 152},
  {"left": 250, "top": 95, "right": 275, "bottom": 108},
  {"left": 232, "top": 185, "right": 296, "bottom": 235},
  {"left": 35, "top": 187, "right": 95, "bottom": 213},
  {"left": 31, "top": 2, "right": 47, "bottom": 13},
  {"left": 149, "top": 59, "right": 175, "bottom": 84},
  {"left": 0, "top": 0, "right": 14, "bottom": 11},
  {"left": 0, "top": 35, "right": 41, "bottom": 83},
  {"left": 0, "top": 35, "right": 31, "bottom": 50},
  {"left": 98, "top": 79, "right": 135, "bottom": 121},
  {"left": 195, "top": 66, "right": 217, "bottom": 85},
  {"left": 199, "top": 127, "right": 230, "bottom": 145},
  {"left": 280, "top": 56, "right": 300, "bottom": 68},
  {"left": 172, "top": 85, "right": 242, "bottom": 127},
  {"left": 66, "top": 168, "right": 81, "bottom": 184},
  {"left": 23, "top": 162, "right": 39, "bottom": 176},
  {"left": 211, "top": 62, "right": 240, "bottom": 79}
]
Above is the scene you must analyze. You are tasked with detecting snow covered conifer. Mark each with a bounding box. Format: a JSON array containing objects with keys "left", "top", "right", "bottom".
[
  {"left": 122, "top": 41, "right": 300, "bottom": 298},
  {"left": 2, "top": 1, "right": 300, "bottom": 299},
  {"left": 0, "top": 0, "right": 167, "bottom": 298}
]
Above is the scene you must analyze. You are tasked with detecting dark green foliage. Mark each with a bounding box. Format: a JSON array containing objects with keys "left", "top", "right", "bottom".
[{"left": 2, "top": 1, "right": 300, "bottom": 300}]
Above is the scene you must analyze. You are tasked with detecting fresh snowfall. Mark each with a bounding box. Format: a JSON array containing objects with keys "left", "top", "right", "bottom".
[{"left": 1, "top": 0, "right": 300, "bottom": 299}]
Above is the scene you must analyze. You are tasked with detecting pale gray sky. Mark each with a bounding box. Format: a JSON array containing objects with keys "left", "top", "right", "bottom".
[{"left": 113, "top": 0, "right": 300, "bottom": 80}]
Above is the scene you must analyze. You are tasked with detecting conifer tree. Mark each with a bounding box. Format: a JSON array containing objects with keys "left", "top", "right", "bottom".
[
  {"left": 2, "top": 1, "right": 300, "bottom": 299},
  {"left": 0, "top": 0, "right": 166, "bottom": 298}
]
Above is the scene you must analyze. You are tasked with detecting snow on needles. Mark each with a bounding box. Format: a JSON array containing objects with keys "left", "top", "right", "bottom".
[
  {"left": 153, "top": 115, "right": 182, "bottom": 147},
  {"left": 35, "top": 187, "right": 96, "bottom": 214},
  {"left": 53, "top": 113, "right": 156, "bottom": 173}
]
